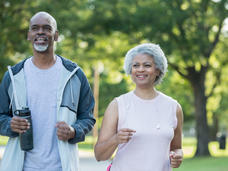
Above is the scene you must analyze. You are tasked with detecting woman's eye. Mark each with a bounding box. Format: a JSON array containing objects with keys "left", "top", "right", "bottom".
[
  {"left": 132, "top": 64, "right": 139, "bottom": 67},
  {"left": 145, "top": 64, "right": 151, "bottom": 67}
]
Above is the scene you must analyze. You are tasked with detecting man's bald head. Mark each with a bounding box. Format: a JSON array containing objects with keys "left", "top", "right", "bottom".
[{"left": 29, "top": 11, "right": 57, "bottom": 31}]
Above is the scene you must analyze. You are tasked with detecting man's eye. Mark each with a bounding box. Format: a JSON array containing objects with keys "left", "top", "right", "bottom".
[
  {"left": 44, "top": 26, "right": 52, "bottom": 31},
  {"left": 31, "top": 27, "right": 38, "bottom": 31},
  {"left": 145, "top": 64, "right": 151, "bottom": 67}
]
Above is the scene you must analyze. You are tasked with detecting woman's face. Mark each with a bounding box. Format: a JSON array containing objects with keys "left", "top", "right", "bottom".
[{"left": 131, "top": 53, "right": 160, "bottom": 88}]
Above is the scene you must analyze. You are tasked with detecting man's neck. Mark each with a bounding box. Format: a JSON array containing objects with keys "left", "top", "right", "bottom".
[{"left": 32, "top": 52, "right": 57, "bottom": 69}]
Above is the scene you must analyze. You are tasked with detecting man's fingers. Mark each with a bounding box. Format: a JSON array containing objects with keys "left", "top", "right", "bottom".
[
  {"left": 56, "top": 121, "right": 75, "bottom": 141},
  {"left": 12, "top": 118, "right": 28, "bottom": 124},
  {"left": 56, "top": 122, "right": 69, "bottom": 129},
  {"left": 12, "top": 128, "right": 24, "bottom": 134},
  {"left": 11, "top": 116, "right": 30, "bottom": 133}
]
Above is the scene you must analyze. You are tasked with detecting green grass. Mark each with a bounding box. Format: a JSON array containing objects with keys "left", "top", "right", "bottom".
[
  {"left": 173, "top": 157, "right": 228, "bottom": 171},
  {"left": 0, "top": 136, "right": 8, "bottom": 146},
  {"left": 182, "top": 137, "right": 228, "bottom": 158},
  {"left": 78, "top": 136, "right": 95, "bottom": 151},
  {"left": 2, "top": 135, "right": 228, "bottom": 158},
  {"left": 1, "top": 136, "right": 228, "bottom": 170},
  {"left": 0, "top": 135, "right": 96, "bottom": 150}
]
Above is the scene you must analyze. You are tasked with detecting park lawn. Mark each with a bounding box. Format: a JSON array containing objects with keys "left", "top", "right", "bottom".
[
  {"left": 0, "top": 135, "right": 96, "bottom": 149},
  {"left": 182, "top": 137, "right": 228, "bottom": 158},
  {"left": 0, "top": 136, "right": 8, "bottom": 146},
  {"left": 173, "top": 157, "right": 228, "bottom": 171},
  {"left": 1, "top": 136, "right": 228, "bottom": 171},
  {"left": 1, "top": 136, "right": 228, "bottom": 157}
]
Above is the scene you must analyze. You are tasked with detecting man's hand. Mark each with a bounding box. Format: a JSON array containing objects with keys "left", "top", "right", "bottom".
[
  {"left": 56, "top": 121, "right": 75, "bottom": 141},
  {"left": 10, "top": 116, "right": 30, "bottom": 134}
]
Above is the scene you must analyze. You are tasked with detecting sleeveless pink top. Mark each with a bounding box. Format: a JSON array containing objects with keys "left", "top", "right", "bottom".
[{"left": 110, "top": 91, "right": 178, "bottom": 171}]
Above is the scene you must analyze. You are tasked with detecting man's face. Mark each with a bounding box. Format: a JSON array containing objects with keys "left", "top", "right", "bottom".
[{"left": 27, "top": 14, "right": 58, "bottom": 53}]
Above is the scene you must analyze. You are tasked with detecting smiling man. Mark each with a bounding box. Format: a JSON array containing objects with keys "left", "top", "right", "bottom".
[{"left": 0, "top": 12, "right": 95, "bottom": 171}]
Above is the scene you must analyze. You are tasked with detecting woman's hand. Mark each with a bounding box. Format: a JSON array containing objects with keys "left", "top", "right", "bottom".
[
  {"left": 115, "top": 128, "right": 136, "bottom": 144},
  {"left": 170, "top": 149, "right": 183, "bottom": 168}
]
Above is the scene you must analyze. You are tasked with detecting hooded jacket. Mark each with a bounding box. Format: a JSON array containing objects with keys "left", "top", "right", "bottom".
[{"left": 0, "top": 55, "right": 95, "bottom": 171}]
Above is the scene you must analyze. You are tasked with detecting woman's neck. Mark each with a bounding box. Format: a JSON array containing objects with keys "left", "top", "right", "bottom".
[{"left": 134, "top": 86, "right": 158, "bottom": 100}]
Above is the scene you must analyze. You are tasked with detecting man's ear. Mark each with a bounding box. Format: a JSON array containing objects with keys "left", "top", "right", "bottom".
[
  {"left": 54, "top": 30, "right": 59, "bottom": 41},
  {"left": 27, "top": 31, "right": 31, "bottom": 41}
]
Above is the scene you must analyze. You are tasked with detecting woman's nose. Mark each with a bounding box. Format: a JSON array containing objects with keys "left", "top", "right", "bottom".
[{"left": 137, "top": 65, "right": 145, "bottom": 72}]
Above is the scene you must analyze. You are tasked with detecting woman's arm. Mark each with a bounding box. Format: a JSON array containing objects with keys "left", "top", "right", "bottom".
[
  {"left": 170, "top": 103, "right": 184, "bottom": 168},
  {"left": 94, "top": 99, "right": 135, "bottom": 161}
]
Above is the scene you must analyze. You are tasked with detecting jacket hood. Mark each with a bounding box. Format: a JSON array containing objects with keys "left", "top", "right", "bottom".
[{"left": 10, "top": 55, "right": 78, "bottom": 75}]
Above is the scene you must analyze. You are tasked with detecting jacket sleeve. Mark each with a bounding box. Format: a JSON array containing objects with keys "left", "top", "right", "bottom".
[
  {"left": 68, "top": 69, "right": 95, "bottom": 144},
  {"left": 0, "top": 71, "right": 18, "bottom": 137}
]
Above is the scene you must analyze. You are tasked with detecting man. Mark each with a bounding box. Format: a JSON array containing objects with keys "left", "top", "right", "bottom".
[{"left": 0, "top": 12, "right": 95, "bottom": 171}]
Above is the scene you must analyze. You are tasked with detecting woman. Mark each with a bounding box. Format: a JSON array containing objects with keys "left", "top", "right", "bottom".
[{"left": 94, "top": 43, "right": 183, "bottom": 171}]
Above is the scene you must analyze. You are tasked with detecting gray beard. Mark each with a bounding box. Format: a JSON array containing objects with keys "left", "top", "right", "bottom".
[{"left": 34, "top": 44, "right": 48, "bottom": 52}]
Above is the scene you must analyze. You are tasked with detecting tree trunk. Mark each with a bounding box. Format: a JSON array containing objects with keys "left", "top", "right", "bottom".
[
  {"left": 190, "top": 68, "right": 210, "bottom": 156},
  {"left": 210, "top": 114, "right": 219, "bottom": 141}
]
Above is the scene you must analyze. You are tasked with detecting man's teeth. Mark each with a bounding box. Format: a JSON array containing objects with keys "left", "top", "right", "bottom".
[{"left": 35, "top": 37, "right": 48, "bottom": 41}]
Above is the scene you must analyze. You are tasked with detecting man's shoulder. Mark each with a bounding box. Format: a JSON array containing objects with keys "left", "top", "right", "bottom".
[
  {"left": 58, "top": 55, "right": 78, "bottom": 72},
  {"left": 11, "top": 57, "right": 31, "bottom": 75},
  {"left": 58, "top": 55, "right": 88, "bottom": 80}
]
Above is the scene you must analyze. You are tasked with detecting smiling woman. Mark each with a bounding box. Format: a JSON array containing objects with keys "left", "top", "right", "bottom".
[
  {"left": 131, "top": 54, "right": 160, "bottom": 90},
  {"left": 94, "top": 43, "right": 184, "bottom": 171}
]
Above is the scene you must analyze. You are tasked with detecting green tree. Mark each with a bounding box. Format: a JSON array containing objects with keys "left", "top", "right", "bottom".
[
  {"left": 82, "top": 0, "right": 228, "bottom": 156},
  {"left": 1, "top": 0, "right": 227, "bottom": 157}
]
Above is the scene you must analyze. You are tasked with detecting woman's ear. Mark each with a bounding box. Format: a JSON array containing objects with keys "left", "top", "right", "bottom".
[
  {"left": 155, "top": 69, "right": 160, "bottom": 77},
  {"left": 54, "top": 30, "right": 59, "bottom": 41}
]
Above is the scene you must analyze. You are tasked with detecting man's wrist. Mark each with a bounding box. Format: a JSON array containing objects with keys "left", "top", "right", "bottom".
[{"left": 69, "top": 126, "right": 75, "bottom": 139}]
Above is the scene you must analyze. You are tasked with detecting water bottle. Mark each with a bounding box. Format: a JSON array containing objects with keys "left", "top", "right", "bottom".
[{"left": 14, "top": 107, "right": 33, "bottom": 151}]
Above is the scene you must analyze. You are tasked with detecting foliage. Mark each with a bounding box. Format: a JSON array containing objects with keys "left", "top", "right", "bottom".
[
  {"left": 81, "top": 0, "right": 228, "bottom": 156},
  {"left": 157, "top": 70, "right": 194, "bottom": 121},
  {"left": 0, "top": 0, "right": 228, "bottom": 156}
]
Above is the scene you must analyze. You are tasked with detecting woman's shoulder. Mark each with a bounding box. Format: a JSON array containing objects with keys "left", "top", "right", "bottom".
[
  {"left": 158, "top": 91, "right": 179, "bottom": 105},
  {"left": 115, "top": 91, "right": 133, "bottom": 101}
]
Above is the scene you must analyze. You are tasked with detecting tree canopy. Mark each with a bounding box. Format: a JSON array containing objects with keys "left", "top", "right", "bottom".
[{"left": 0, "top": 0, "right": 227, "bottom": 156}]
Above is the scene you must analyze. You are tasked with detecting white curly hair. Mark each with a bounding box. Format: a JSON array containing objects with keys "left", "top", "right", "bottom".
[{"left": 124, "top": 43, "right": 168, "bottom": 85}]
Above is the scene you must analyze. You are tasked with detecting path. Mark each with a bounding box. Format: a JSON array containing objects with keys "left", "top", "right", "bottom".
[{"left": 0, "top": 146, "right": 110, "bottom": 171}]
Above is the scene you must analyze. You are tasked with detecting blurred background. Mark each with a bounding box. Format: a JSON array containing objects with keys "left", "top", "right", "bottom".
[{"left": 0, "top": 0, "right": 228, "bottom": 170}]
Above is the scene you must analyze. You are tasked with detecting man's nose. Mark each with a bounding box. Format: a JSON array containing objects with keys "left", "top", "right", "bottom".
[{"left": 37, "top": 27, "right": 44, "bottom": 34}]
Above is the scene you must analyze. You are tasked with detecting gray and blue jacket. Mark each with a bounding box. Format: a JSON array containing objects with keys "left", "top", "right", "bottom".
[{"left": 0, "top": 55, "right": 95, "bottom": 171}]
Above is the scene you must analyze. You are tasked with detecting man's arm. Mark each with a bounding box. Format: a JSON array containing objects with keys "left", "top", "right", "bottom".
[
  {"left": 68, "top": 69, "right": 96, "bottom": 144},
  {"left": 0, "top": 71, "right": 18, "bottom": 137}
]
